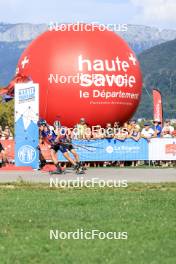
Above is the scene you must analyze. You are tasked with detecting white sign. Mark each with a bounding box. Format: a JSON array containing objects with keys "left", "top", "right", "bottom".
[
  {"left": 149, "top": 138, "right": 176, "bottom": 160},
  {"left": 15, "top": 82, "right": 39, "bottom": 129}
]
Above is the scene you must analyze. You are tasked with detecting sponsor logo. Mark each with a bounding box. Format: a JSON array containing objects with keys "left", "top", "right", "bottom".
[
  {"left": 106, "top": 146, "right": 114, "bottom": 153},
  {"left": 18, "top": 87, "right": 35, "bottom": 103},
  {"left": 165, "top": 142, "right": 176, "bottom": 156},
  {"left": 18, "top": 145, "right": 36, "bottom": 163}
]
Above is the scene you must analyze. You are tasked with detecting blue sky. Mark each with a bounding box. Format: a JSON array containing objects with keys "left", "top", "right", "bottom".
[{"left": 0, "top": 0, "right": 176, "bottom": 29}]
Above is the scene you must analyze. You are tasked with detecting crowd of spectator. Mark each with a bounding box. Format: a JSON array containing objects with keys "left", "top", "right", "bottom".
[
  {"left": 71, "top": 118, "right": 176, "bottom": 168},
  {"left": 1, "top": 119, "right": 176, "bottom": 141},
  {"left": 72, "top": 118, "right": 176, "bottom": 140}
]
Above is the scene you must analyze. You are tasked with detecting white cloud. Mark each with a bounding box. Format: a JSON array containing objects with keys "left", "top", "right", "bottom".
[
  {"left": 0, "top": 0, "right": 132, "bottom": 24},
  {"left": 0, "top": 0, "right": 175, "bottom": 28},
  {"left": 130, "top": 0, "right": 176, "bottom": 28}
]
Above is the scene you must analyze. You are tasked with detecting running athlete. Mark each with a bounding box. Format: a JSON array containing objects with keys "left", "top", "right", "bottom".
[
  {"left": 38, "top": 119, "right": 84, "bottom": 174},
  {"left": 52, "top": 121, "right": 84, "bottom": 174}
]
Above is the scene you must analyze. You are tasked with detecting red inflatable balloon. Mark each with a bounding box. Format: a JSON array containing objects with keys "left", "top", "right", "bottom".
[{"left": 17, "top": 24, "right": 142, "bottom": 126}]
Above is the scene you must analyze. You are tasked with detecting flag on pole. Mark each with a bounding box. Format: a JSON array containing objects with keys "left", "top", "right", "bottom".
[{"left": 152, "top": 89, "right": 163, "bottom": 124}]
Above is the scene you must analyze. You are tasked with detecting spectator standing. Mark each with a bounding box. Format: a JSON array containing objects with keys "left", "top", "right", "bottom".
[
  {"left": 76, "top": 118, "right": 88, "bottom": 139},
  {"left": 130, "top": 120, "right": 140, "bottom": 130},
  {"left": 162, "top": 120, "right": 174, "bottom": 136},
  {"left": 141, "top": 123, "right": 156, "bottom": 140},
  {"left": 3, "top": 126, "right": 13, "bottom": 140},
  {"left": 0, "top": 126, "right": 3, "bottom": 139},
  {"left": 92, "top": 125, "right": 104, "bottom": 139},
  {"left": 153, "top": 120, "right": 162, "bottom": 138},
  {"left": 129, "top": 127, "right": 141, "bottom": 141},
  {"left": 162, "top": 128, "right": 173, "bottom": 138},
  {"left": 105, "top": 123, "right": 114, "bottom": 139},
  {"left": 113, "top": 121, "right": 120, "bottom": 130}
]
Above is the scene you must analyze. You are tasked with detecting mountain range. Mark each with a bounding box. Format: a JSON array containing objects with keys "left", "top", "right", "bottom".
[
  {"left": 0, "top": 22, "right": 176, "bottom": 118},
  {"left": 136, "top": 38, "right": 176, "bottom": 119},
  {"left": 1, "top": 22, "right": 176, "bottom": 48}
]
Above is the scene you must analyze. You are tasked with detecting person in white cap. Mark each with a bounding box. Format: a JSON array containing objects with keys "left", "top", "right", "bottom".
[{"left": 141, "top": 122, "right": 156, "bottom": 140}]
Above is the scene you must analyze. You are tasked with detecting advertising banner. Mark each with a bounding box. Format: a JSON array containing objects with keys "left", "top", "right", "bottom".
[
  {"left": 58, "top": 138, "right": 149, "bottom": 162},
  {"left": 3, "top": 138, "right": 176, "bottom": 162},
  {"left": 149, "top": 138, "right": 176, "bottom": 160},
  {"left": 14, "top": 82, "right": 39, "bottom": 168},
  {"left": 153, "top": 89, "right": 163, "bottom": 124}
]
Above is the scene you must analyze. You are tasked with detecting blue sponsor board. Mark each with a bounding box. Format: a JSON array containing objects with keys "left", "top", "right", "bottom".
[
  {"left": 15, "top": 83, "right": 39, "bottom": 169},
  {"left": 58, "top": 138, "right": 148, "bottom": 161},
  {"left": 15, "top": 117, "right": 39, "bottom": 168}
]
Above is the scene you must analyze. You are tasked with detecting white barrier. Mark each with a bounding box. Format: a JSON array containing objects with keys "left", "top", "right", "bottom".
[{"left": 149, "top": 138, "right": 176, "bottom": 161}]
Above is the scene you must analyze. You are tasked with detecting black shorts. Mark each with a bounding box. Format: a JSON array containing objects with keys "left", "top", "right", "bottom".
[
  {"left": 0, "top": 143, "right": 4, "bottom": 152},
  {"left": 51, "top": 143, "right": 74, "bottom": 154}
]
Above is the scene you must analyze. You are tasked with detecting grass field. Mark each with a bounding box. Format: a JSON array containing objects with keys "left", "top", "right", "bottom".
[{"left": 0, "top": 183, "right": 176, "bottom": 264}]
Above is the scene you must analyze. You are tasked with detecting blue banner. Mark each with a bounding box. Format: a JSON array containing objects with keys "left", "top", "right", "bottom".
[
  {"left": 15, "top": 83, "right": 39, "bottom": 169},
  {"left": 15, "top": 117, "right": 39, "bottom": 168},
  {"left": 58, "top": 138, "right": 149, "bottom": 161}
]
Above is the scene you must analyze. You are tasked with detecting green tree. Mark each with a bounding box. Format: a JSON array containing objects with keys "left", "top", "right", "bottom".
[{"left": 0, "top": 97, "right": 14, "bottom": 134}]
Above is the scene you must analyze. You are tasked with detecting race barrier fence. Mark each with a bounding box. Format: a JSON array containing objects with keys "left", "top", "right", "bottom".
[{"left": 1, "top": 138, "right": 176, "bottom": 166}]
